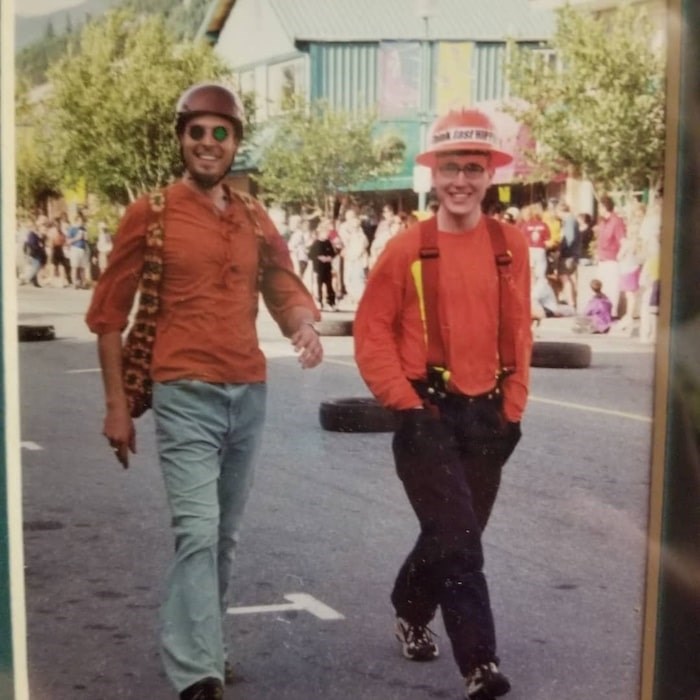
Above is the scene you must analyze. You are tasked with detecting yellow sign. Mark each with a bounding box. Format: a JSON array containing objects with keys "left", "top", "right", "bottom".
[{"left": 436, "top": 43, "right": 473, "bottom": 114}]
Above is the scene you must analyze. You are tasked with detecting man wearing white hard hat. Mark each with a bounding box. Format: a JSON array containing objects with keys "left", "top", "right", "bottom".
[{"left": 354, "top": 109, "right": 532, "bottom": 700}]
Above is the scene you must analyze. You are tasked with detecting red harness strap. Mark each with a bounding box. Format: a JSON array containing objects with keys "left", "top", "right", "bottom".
[{"left": 418, "top": 215, "right": 518, "bottom": 387}]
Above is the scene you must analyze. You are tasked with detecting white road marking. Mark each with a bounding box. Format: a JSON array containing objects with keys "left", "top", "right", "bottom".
[
  {"left": 65, "top": 365, "right": 651, "bottom": 422},
  {"left": 20, "top": 442, "right": 43, "bottom": 451},
  {"left": 530, "top": 395, "right": 651, "bottom": 423},
  {"left": 227, "top": 593, "right": 344, "bottom": 621}
]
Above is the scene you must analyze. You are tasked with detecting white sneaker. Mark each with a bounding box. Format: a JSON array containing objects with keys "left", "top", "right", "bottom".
[
  {"left": 394, "top": 617, "right": 439, "bottom": 661},
  {"left": 464, "top": 661, "right": 511, "bottom": 699}
]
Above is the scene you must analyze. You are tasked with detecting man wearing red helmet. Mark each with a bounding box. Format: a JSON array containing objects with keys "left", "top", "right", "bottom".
[
  {"left": 354, "top": 108, "right": 532, "bottom": 700},
  {"left": 86, "top": 83, "right": 322, "bottom": 700}
]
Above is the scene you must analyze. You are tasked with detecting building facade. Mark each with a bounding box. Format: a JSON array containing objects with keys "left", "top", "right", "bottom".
[{"left": 199, "top": 0, "right": 555, "bottom": 209}]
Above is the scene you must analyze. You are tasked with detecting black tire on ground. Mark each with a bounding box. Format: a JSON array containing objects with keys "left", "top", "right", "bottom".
[
  {"left": 319, "top": 397, "right": 399, "bottom": 432},
  {"left": 316, "top": 319, "right": 353, "bottom": 336},
  {"left": 18, "top": 324, "right": 56, "bottom": 342},
  {"left": 530, "top": 340, "right": 592, "bottom": 369}
]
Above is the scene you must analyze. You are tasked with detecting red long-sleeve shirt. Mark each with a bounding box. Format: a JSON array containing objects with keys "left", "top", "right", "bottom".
[
  {"left": 86, "top": 181, "right": 319, "bottom": 384},
  {"left": 354, "top": 216, "right": 532, "bottom": 422}
]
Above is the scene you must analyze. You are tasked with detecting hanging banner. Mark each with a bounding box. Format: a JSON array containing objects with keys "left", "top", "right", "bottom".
[
  {"left": 378, "top": 42, "right": 421, "bottom": 118},
  {"left": 436, "top": 42, "right": 473, "bottom": 114}
]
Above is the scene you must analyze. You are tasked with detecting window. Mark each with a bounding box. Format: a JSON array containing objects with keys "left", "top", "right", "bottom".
[{"left": 267, "top": 58, "right": 305, "bottom": 116}]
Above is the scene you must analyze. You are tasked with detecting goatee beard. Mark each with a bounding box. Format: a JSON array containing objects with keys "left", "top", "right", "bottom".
[
  {"left": 182, "top": 152, "right": 235, "bottom": 191},
  {"left": 189, "top": 172, "right": 223, "bottom": 189}
]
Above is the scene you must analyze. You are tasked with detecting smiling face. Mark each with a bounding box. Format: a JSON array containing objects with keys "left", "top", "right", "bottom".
[
  {"left": 432, "top": 151, "right": 493, "bottom": 231},
  {"left": 180, "top": 114, "right": 238, "bottom": 190}
]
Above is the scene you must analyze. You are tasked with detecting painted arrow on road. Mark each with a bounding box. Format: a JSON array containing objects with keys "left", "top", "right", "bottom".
[
  {"left": 227, "top": 593, "right": 344, "bottom": 620},
  {"left": 20, "top": 442, "right": 43, "bottom": 451}
]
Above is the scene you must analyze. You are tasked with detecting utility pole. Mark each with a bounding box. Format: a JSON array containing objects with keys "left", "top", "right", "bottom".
[{"left": 414, "top": 0, "right": 438, "bottom": 212}]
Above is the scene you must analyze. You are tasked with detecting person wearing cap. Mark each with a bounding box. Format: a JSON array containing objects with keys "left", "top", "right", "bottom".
[
  {"left": 354, "top": 108, "right": 532, "bottom": 700},
  {"left": 86, "top": 83, "right": 322, "bottom": 700}
]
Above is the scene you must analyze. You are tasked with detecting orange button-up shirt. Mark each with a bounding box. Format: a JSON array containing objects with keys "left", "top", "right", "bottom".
[
  {"left": 86, "top": 181, "right": 319, "bottom": 384},
  {"left": 353, "top": 216, "right": 532, "bottom": 422}
]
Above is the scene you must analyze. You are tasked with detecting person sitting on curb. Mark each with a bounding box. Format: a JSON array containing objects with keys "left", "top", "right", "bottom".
[
  {"left": 573, "top": 278, "right": 613, "bottom": 334},
  {"left": 531, "top": 275, "right": 575, "bottom": 328}
]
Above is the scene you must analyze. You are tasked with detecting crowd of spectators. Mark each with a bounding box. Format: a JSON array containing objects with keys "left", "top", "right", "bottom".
[
  {"left": 18, "top": 193, "right": 661, "bottom": 346},
  {"left": 496, "top": 194, "right": 661, "bottom": 344},
  {"left": 277, "top": 201, "right": 420, "bottom": 311},
  {"left": 16, "top": 209, "right": 113, "bottom": 290}
]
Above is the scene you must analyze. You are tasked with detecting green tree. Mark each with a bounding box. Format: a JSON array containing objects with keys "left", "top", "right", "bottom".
[
  {"left": 255, "top": 98, "right": 405, "bottom": 212},
  {"left": 15, "top": 82, "right": 62, "bottom": 213},
  {"left": 16, "top": 1, "right": 211, "bottom": 89},
  {"left": 505, "top": 4, "right": 665, "bottom": 194},
  {"left": 45, "top": 9, "right": 232, "bottom": 203}
]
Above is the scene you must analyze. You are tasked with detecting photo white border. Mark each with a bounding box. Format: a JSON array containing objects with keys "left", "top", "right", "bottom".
[{"left": 3, "top": 0, "right": 28, "bottom": 697}]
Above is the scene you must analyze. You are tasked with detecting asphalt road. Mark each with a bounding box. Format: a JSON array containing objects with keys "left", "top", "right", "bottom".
[{"left": 16, "top": 286, "right": 657, "bottom": 699}]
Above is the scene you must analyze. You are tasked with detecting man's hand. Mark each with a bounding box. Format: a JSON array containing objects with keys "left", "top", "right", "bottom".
[
  {"left": 291, "top": 322, "right": 324, "bottom": 369},
  {"left": 103, "top": 401, "right": 136, "bottom": 469}
]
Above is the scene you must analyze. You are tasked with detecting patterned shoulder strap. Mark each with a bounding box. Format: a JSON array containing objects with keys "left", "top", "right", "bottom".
[
  {"left": 121, "top": 189, "right": 166, "bottom": 418},
  {"left": 137, "top": 189, "right": 166, "bottom": 313}
]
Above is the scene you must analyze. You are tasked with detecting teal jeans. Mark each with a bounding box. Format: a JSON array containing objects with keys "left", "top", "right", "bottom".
[{"left": 153, "top": 380, "right": 267, "bottom": 692}]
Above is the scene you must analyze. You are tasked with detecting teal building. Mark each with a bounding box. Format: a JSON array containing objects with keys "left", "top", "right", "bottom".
[{"left": 199, "top": 0, "right": 555, "bottom": 207}]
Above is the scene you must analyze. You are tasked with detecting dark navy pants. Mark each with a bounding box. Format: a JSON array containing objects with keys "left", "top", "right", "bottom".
[{"left": 390, "top": 390, "right": 520, "bottom": 675}]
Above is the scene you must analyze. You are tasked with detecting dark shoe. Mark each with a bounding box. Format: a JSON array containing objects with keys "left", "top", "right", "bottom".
[
  {"left": 395, "top": 617, "right": 439, "bottom": 661},
  {"left": 224, "top": 659, "right": 235, "bottom": 685},
  {"left": 464, "top": 661, "right": 511, "bottom": 699},
  {"left": 179, "top": 677, "right": 223, "bottom": 700}
]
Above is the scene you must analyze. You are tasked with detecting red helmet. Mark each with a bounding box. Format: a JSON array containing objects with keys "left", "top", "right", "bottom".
[
  {"left": 175, "top": 83, "right": 245, "bottom": 140},
  {"left": 416, "top": 109, "right": 512, "bottom": 168}
]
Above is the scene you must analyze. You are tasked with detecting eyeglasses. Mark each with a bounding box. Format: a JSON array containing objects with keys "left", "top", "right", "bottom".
[
  {"left": 186, "top": 124, "right": 231, "bottom": 142},
  {"left": 437, "top": 162, "right": 487, "bottom": 180}
]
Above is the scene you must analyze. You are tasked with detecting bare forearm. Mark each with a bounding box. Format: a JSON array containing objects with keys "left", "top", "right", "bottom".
[
  {"left": 97, "top": 331, "right": 128, "bottom": 409},
  {"left": 279, "top": 305, "right": 317, "bottom": 337}
]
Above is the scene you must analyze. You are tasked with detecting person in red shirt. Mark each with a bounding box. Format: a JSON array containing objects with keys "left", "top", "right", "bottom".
[
  {"left": 521, "top": 202, "right": 551, "bottom": 282},
  {"left": 354, "top": 109, "right": 531, "bottom": 700},
  {"left": 595, "top": 194, "right": 627, "bottom": 317},
  {"left": 86, "top": 84, "right": 322, "bottom": 700}
]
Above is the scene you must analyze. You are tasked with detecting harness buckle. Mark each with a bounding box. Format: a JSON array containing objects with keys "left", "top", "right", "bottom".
[
  {"left": 420, "top": 246, "right": 440, "bottom": 260},
  {"left": 426, "top": 365, "right": 450, "bottom": 397},
  {"left": 495, "top": 251, "right": 512, "bottom": 266}
]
